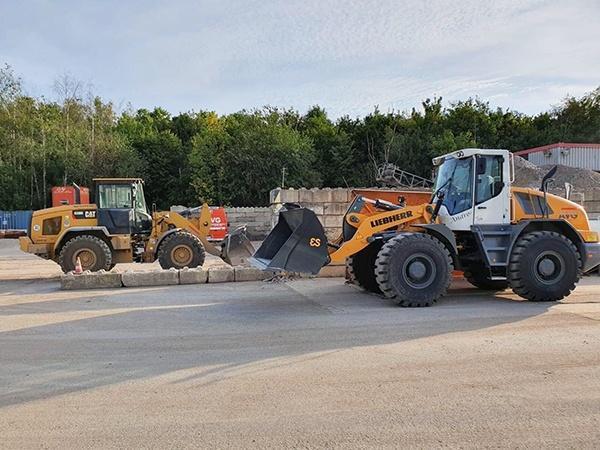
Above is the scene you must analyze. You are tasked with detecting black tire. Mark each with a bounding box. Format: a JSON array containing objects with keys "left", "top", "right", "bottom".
[
  {"left": 464, "top": 267, "right": 509, "bottom": 291},
  {"left": 508, "top": 231, "right": 580, "bottom": 302},
  {"left": 347, "top": 241, "right": 383, "bottom": 294},
  {"left": 375, "top": 233, "right": 453, "bottom": 307},
  {"left": 158, "top": 231, "right": 206, "bottom": 269},
  {"left": 58, "top": 235, "right": 113, "bottom": 273}
]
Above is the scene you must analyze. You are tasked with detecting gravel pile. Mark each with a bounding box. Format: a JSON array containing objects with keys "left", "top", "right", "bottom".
[{"left": 513, "top": 155, "right": 600, "bottom": 193}]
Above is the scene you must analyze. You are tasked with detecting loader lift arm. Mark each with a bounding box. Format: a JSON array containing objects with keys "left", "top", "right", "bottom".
[
  {"left": 328, "top": 202, "right": 433, "bottom": 264},
  {"left": 251, "top": 197, "right": 435, "bottom": 274}
]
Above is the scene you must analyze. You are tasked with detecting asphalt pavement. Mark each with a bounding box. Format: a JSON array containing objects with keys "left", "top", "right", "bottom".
[{"left": 1, "top": 240, "right": 599, "bottom": 448}]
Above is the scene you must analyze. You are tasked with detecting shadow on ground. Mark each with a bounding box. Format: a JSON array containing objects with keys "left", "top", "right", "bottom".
[{"left": 0, "top": 275, "right": 572, "bottom": 408}]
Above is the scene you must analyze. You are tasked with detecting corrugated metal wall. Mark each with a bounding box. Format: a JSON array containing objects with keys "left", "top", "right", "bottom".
[
  {"left": 0, "top": 210, "right": 32, "bottom": 230},
  {"left": 529, "top": 146, "right": 600, "bottom": 170}
]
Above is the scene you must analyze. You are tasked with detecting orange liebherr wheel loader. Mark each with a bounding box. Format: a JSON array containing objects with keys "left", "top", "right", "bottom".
[{"left": 251, "top": 148, "right": 600, "bottom": 306}]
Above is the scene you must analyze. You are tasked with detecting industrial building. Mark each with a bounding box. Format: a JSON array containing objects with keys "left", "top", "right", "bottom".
[{"left": 516, "top": 142, "right": 600, "bottom": 171}]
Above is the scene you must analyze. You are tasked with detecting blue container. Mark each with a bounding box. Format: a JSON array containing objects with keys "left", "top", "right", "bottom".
[{"left": 0, "top": 210, "right": 32, "bottom": 231}]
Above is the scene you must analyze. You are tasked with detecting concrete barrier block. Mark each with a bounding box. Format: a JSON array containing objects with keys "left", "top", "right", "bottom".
[
  {"left": 234, "top": 266, "right": 275, "bottom": 282},
  {"left": 324, "top": 203, "right": 349, "bottom": 215},
  {"left": 324, "top": 215, "right": 342, "bottom": 228},
  {"left": 61, "top": 270, "right": 123, "bottom": 290},
  {"left": 179, "top": 267, "right": 208, "bottom": 284},
  {"left": 332, "top": 189, "right": 350, "bottom": 203},
  {"left": 318, "top": 264, "right": 346, "bottom": 278},
  {"left": 301, "top": 203, "right": 324, "bottom": 215},
  {"left": 208, "top": 266, "right": 235, "bottom": 283},
  {"left": 122, "top": 268, "right": 179, "bottom": 287},
  {"left": 298, "top": 188, "right": 313, "bottom": 203},
  {"left": 279, "top": 189, "right": 299, "bottom": 203},
  {"left": 312, "top": 188, "right": 333, "bottom": 203}
]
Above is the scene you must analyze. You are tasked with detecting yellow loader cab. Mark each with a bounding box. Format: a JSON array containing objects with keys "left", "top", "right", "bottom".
[
  {"left": 20, "top": 178, "right": 253, "bottom": 272},
  {"left": 252, "top": 148, "right": 600, "bottom": 307}
]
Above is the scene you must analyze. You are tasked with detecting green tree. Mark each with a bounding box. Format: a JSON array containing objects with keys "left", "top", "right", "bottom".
[
  {"left": 300, "top": 106, "right": 355, "bottom": 187},
  {"left": 189, "top": 109, "right": 319, "bottom": 206}
]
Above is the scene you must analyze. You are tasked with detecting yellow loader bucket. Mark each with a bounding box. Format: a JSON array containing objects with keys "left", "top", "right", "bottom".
[
  {"left": 250, "top": 204, "right": 330, "bottom": 275},
  {"left": 220, "top": 226, "right": 255, "bottom": 266}
]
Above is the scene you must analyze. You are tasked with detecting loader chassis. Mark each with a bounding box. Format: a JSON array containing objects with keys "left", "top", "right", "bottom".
[{"left": 252, "top": 148, "right": 600, "bottom": 306}]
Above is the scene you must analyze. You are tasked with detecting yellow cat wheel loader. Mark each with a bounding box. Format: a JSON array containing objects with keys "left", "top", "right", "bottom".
[
  {"left": 252, "top": 148, "right": 600, "bottom": 307},
  {"left": 19, "top": 178, "right": 254, "bottom": 272}
]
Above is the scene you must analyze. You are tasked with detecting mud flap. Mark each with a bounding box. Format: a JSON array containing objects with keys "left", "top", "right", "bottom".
[
  {"left": 221, "top": 226, "right": 255, "bottom": 266},
  {"left": 250, "top": 205, "right": 330, "bottom": 274}
]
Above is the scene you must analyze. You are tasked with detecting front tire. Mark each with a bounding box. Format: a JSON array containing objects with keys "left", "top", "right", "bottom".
[
  {"left": 347, "top": 241, "right": 383, "bottom": 294},
  {"left": 375, "top": 233, "right": 453, "bottom": 307},
  {"left": 158, "top": 231, "right": 206, "bottom": 269},
  {"left": 508, "top": 231, "right": 580, "bottom": 302},
  {"left": 59, "top": 235, "right": 113, "bottom": 273}
]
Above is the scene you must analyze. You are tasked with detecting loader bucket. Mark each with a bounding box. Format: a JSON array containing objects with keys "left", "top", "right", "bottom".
[
  {"left": 221, "top": 226, "right": 255, "bottom": 266},
  {"left": 250, "top": 205, "right": 330, "bottom": 274}
]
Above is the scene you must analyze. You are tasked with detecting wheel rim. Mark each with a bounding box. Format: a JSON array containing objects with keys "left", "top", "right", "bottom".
[
  {"left": 402, "top": 253, "right": 436, "bottom": 289},
  {"left": 534, "top": 250, "right": 565, "bottom": 285},
  {"left": 73, "top": 248, "right": 97, "bottom": 270},
  {"left": 171, "top": 244, "right": 193, "bottom": 266}
]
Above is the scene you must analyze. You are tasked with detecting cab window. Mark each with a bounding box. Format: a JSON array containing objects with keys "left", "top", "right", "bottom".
[
  {"left": 434, "top": 157, "right": 474, "bottom": 215},
  {"left": 475, "top": 155, "right": 503, "bottom": 205},
  {"left": 98, "top": 185, "right": 133, "bottom": 209},
  {"left": 42, "top": 217, "right": 61, "bottom": 235},
  {"left": 133, "top": 183, "right": 148, "bottom": 213}
]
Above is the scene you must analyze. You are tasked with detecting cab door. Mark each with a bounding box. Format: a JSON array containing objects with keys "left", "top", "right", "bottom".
[
  {"left": 472, "top": 154, "right": 510, "bottom": 225},
  {"left": 96, "top": 183, "right": 134, "bottom": 235}
]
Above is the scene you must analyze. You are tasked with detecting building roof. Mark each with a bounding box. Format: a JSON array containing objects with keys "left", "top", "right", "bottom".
[{"left": 515, "top": 142, "right": 600, "bottom": 156}]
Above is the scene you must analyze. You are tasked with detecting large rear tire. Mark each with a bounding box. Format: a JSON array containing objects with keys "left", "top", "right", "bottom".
[
  {"left": 59, "top": 235, "right": 113, "bottom": 273},
  {"left": 375, "top": 233, "right": 453, "bottom": 307},
  {"left": 347, "top": 241, "right": 383, "bottom": 294},
  {"left": 158, "top": 231, "right": 206, "bottom": 269},
  {"left": 508, "top": 231, "right": 580, "bottom": 302},
  {"left": 464, "top": 267, "right": 509, "bottom": 291}
]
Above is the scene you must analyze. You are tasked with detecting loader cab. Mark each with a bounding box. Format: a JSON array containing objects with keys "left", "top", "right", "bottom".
[
  {"left": 94, "top": 178, "right": 153, "bottom": 235},
  {"left": 432, "top": 149, "right": 511, "bottom": 231}
]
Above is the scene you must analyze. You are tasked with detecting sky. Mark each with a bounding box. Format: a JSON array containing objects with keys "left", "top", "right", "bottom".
[{"left": 1, "top": 0, "right": 599, "bottom": 118}]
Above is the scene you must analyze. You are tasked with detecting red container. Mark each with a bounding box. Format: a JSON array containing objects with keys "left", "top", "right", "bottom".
[
  {"left": 351, "top": 188, "right": 431, "bottom": 206},
  {"left": 209, "top": 207, "right": 228, "bottom": 241},
  {"left": 51, "top": 186, "right": 90, "bottom": 207}
]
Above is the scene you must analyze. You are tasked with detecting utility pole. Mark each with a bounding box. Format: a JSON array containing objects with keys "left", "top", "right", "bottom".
[{"left": 281, "top": 167, "right": 287, "bottom": 188}]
